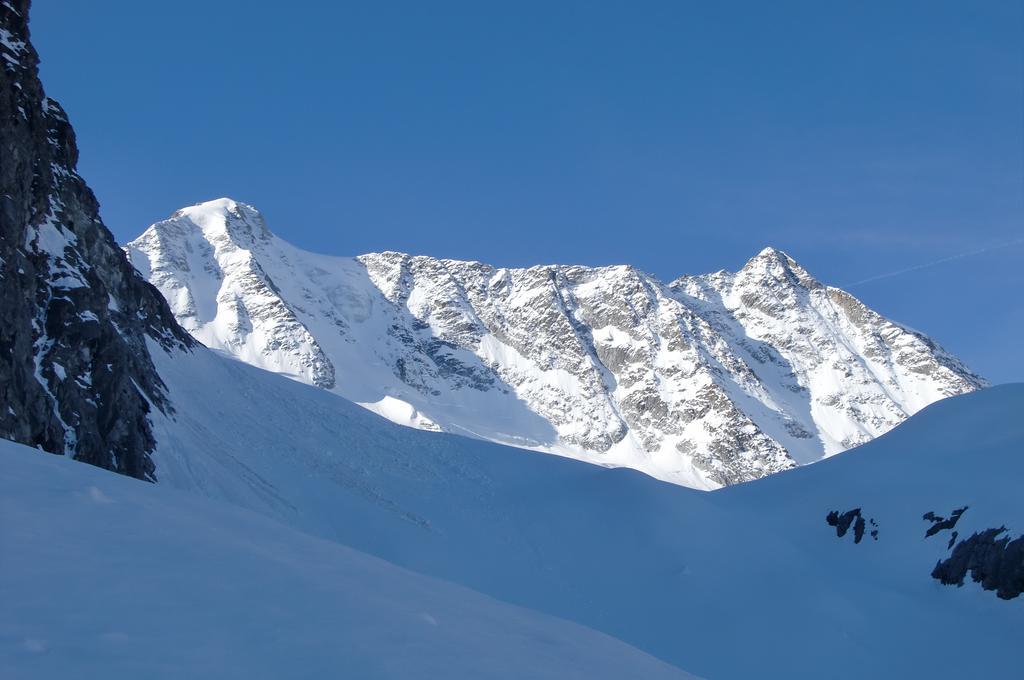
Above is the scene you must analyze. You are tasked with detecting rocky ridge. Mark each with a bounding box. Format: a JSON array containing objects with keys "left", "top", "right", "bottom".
[
  {"left": 126, "top": 199, "right": 985, "bottom": 488},
  {"left": 0, "top": 0, "right": 194, "bottom": 480}
]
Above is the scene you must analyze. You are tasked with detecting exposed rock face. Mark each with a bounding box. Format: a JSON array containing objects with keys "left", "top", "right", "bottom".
[
  {"left": 0, "top": 0, "right": 193, "bottom": 479},
  {"left": 923, "top": 507, "right": 967, "bottom": 538},
  {"left": 674, "top": 251, "right": 986, "bottom": 454},
  {"left": 126, "top": 199, "right": 986, "bottom": 488},
  {"left": 826, "top": 508, "right": 874, "bottom": 544},
  {"left": 932, "top": 528, "right": 1024, "bottom": 600},
  {"left": 825, "top": 503, "right": 1023, "bottom": 599}
]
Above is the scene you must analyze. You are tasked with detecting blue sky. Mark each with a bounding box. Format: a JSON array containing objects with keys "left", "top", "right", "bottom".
[{"left": 32, "top": 1, "right": 1023, "bottom": 382}]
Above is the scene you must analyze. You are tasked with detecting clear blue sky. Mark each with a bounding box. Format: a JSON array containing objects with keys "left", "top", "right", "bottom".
[{"left": 31, "top": 1, "right": 1023, "bottom": 382}]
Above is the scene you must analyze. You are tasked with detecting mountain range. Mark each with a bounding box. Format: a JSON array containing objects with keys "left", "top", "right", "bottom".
[
  {"left": 2, "top": 2, "right": 1020, "bottom": 678},
  {"left": 126, "top": 198, "right": 984, "bottom": 487}
]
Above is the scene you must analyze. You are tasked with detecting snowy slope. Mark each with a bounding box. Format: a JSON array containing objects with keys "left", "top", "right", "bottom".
[
  {"left": 8, "top": 5, "right": 1018, "bottom": 678},
  {"left": 0, "top": 440, "right": 696, "bottom": 680},
  {"left": 135, "top": 339, "right": 1022, "bottom": 679},
  {"left": 125, "top": 199, "right": 985, "bottom": 488}
]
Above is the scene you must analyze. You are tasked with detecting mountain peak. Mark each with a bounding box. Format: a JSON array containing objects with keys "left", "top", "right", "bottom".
[
  {"left": 756, "top": 245, "right": 788, "bottom": 258},
  {"left": 126, "top": 202, "right": 986, "bottom": 488},
  {"left": 745, "top": 246, "right": 798, "bottom": 269},
  {"left": 738, "top": 245, "right": 817, "bottom": 289},
  {"left": 165, "top": 197, "right": 274, "bottom": 246},
  {"left": 175, "top": 196, "right": 241, "bottom": 215}
]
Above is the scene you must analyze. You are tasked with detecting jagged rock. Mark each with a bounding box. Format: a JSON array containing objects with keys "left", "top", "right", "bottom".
[
  {"left": 923, "top": 507, "right": 968, "bottom": 538},
  {"left": 826, "top": 508, "right": 874, "bottom": 544},
  {"left": 933, "top": 528, "right": 1024, "bottom": 600},
  {"left": 0, "top": 0, "right": 194, "bottom": 479},
  {"left": 126, "top": 199, "right": 986, "bottom": 488}
]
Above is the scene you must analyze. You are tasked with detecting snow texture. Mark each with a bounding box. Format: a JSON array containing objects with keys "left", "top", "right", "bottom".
[
  {"left": 133, "top": 337, "right": 1022, "bottom": 679},
  {"left": 0, "top": 440, "right": 696, "bottom": 680}
]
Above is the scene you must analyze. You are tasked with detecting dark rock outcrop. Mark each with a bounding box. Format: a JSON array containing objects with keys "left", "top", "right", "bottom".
[
  {"left": 932, "top": 528, "right": 1024, "bottom": 600},
  {"left": 826, "top": 508, "right": 877, "bottom": 544},
  {"left": 923, "top": 507, "right": 968, "bottom": 538},
  {"left": 0, "top": 0, "right": 194, "bottom": 479}
]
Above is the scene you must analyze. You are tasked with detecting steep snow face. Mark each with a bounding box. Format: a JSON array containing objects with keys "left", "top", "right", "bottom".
[
  {"left": 126, "top": 199, "right": 985, "bottom": 488},
  {"left": 125, "top": 199, "right": 336, "bottom": 389},
  {"left": 0, "top": 440, "right": 697, "bottom": 680},
  {"left": 137, "top": 342, "right": 1023, "bottom": 679}
]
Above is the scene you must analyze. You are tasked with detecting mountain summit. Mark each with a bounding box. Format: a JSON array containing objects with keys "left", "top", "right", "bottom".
[{"left": 126, "top": 199, "right": 985, "bottom": 488}]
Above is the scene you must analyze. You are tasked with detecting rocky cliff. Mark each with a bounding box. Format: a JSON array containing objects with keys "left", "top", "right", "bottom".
[{"left": 0, "top": 0, "right": 194, "bottom": 479}]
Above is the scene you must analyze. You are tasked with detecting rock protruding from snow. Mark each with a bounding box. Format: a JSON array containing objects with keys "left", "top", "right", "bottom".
[
  {"left": 675, "top": 246, "right": 986, "bottom": 455},
  {"left": 127, "top": 201, "right": 985, "bottom": 488},
  {"left": 932, "top": 527, "right": 1024, "bottom": 600},
  {"left": 0, "top": 0, "right": 194, "bottom": 480}
]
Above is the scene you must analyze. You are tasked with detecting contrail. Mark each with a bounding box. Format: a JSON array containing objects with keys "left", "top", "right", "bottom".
[{"left": 844, "top": 236, "right": 1024, "bottom": 288}]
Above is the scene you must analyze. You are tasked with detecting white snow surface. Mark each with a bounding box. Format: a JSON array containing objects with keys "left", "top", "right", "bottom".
[
  {"left": 124, "top": 338, "right": 1023, "bottom": 679},
  {"left": 125, "top": 198, "right": 985, "bottom": 489},
  {"left": 0, "top": 440, "right": 696, "bottom": 680}
]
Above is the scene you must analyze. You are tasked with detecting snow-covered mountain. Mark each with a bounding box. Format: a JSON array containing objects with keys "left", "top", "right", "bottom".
[
  {"left": 126, "top": 198, "right": 985, "bottom": 488},
  {"left": 7, "top": 4, "right": 1022, "bottom": 678}
]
